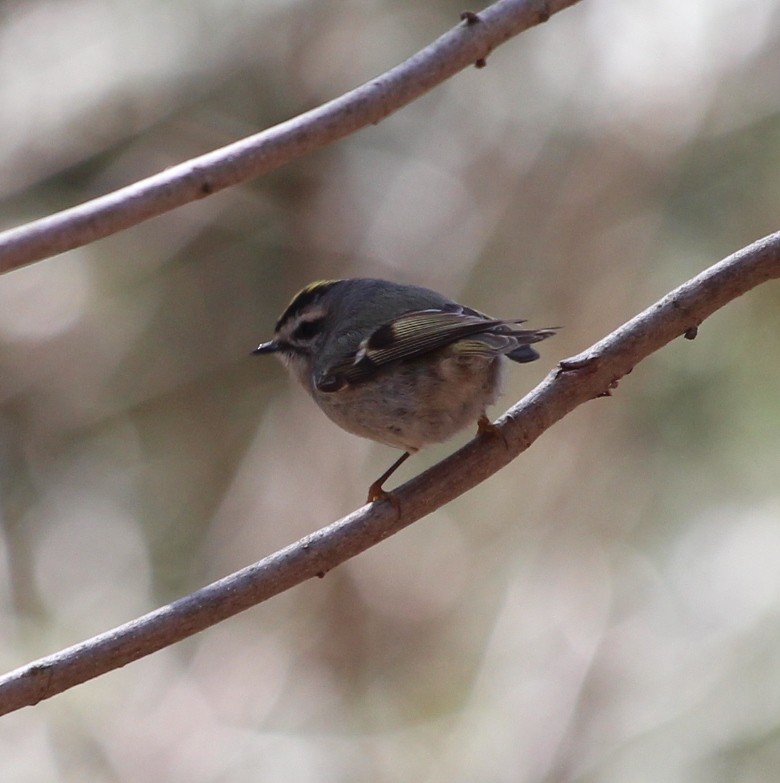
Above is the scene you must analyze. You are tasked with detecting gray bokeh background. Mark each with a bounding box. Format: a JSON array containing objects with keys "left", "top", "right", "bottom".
[{"left": 1, "top": 1, "right": 780, "bottom": 781}]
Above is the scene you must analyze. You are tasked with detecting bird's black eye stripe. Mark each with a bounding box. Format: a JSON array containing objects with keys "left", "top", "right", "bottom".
[{"left": 292, "top": 317, "right": 325, "bottom": 342}]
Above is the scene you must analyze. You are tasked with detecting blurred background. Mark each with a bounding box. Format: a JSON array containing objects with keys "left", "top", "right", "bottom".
[{"left": 1, "top": 0, "right": 779, "bottom": 780}]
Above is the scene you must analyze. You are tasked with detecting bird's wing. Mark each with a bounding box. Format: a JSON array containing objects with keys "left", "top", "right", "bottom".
[{"left": 316, "top": 309, "right": 520, "bottom": 391}]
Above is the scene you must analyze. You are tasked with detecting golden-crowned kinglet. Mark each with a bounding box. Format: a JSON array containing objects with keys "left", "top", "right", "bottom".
[{"left": 254, "top": 279, "right": 557, "bottom": 504}]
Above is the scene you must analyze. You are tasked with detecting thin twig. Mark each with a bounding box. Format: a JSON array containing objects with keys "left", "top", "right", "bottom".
[
  {"left": 0, "top": 230, "right": 778, "bottom": 716},
  {"left": 0, "top": 0, "right": 578, "bottom": 276}
]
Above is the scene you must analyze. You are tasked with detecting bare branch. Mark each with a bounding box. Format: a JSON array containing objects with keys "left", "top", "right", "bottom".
[
  {"left": 0, "top": 230, "right": 778, "bottom": 716},
  {"left": 0, "top": 0, "right": 579, "bottom": 277}
]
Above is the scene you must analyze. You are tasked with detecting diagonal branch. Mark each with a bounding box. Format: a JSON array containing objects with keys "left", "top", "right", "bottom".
[
  {"left": 0, "top": 230, "right": 778, "bottom": 716},
  {"left": 0, "top": 0, "right": 580, "bottom": 276}
]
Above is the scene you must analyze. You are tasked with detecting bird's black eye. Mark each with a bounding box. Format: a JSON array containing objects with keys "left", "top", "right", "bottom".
[{"left": 292, "top": 317, "right": 324, "bottom": 342}]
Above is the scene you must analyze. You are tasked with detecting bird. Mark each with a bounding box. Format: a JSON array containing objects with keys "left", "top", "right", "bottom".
[{"left": 254, "top": 278, "right": 557, "bottom": 504}]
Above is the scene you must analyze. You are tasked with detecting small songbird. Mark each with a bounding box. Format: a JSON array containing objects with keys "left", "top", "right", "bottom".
[{"left": 254, "top": 278, "right": 556, "bottom": 503}]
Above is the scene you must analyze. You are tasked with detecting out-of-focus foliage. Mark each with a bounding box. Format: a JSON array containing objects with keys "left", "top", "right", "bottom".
[{"left": 1, "top": 0, "right": 779, "bottom": 780}]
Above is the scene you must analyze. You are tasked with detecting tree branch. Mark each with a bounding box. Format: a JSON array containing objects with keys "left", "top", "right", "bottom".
[
  {"left": 0, "top": 230, "right": 778, "bottom": 715},
  {"left": 0, "top": 0, "right": 579, "bottom": 277}
]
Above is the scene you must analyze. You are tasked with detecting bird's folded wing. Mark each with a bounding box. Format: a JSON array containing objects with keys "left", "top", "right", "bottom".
[{"left": 318, "top": 309, "right": 522, "bottom": 389}]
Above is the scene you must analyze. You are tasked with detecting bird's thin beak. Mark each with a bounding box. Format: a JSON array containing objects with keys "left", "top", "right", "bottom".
[{"left": 252, "top": 340, "right": 280, "bottom": 355}]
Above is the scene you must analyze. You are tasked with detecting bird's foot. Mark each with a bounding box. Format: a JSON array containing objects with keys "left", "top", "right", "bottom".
[{"left": 477, "top": 414, "right": 509, "bottom": 450}]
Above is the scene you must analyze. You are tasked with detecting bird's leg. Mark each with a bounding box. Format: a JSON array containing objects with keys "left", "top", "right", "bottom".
[{"left": 367, "top": 451, "right": 411, "bottom": 506}]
